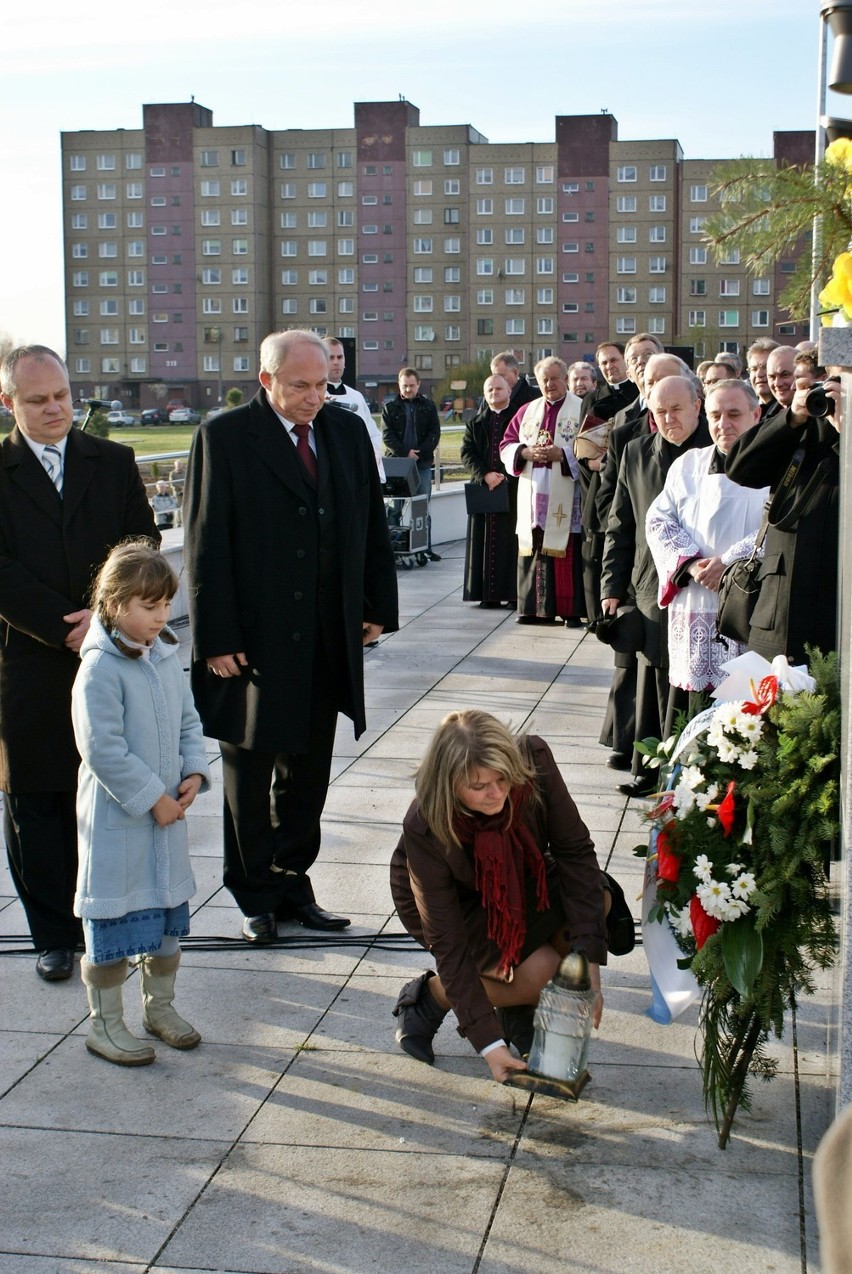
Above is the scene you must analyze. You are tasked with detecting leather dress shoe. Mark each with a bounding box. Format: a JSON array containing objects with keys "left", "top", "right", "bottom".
[
  {"left": 618, "top": 774, "right": 657, "bottom": 799},
  {"left": 281, "top": 901, "right": 351, "bottom": 931},
  {"left": 241, "top": 913, "right": 278, "bottom": 944},
  {"left": 607, "top": 751, "right": 631, "bottom": 771},
  {"left": 36, "top": 948, "right": 75, "bottom": 981},
  {"left": 426, "top": 550, "right": 442, "bottom": 562}
]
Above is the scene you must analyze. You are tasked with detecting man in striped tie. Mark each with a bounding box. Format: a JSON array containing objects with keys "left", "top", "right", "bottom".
[{"left": 0, "top": 346, "right": 158, "bottom": 981}]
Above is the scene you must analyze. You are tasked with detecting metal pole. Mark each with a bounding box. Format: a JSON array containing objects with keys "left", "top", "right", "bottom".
[{"left": 812, "top": 8, "right": 830, "bottom": 340}]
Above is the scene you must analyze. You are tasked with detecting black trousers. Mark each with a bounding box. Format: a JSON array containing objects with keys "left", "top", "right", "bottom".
[
  {"left": 4, "top": 790, "right": 83, "bottom": 951},
  {"left": 219, "top": 655, "right": 342, "bottom": 918}
]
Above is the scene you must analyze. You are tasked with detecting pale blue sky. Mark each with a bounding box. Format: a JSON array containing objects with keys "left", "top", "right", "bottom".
[{"left": 0, "top": 0, "right": 841, "bottom": 353}]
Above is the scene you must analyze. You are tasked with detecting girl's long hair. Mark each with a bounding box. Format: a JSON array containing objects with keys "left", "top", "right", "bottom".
[
  {"left": 90, "top": 538, "right": 178, "bottom": 658},
  {"left": 414, "top": 710, "right": 537, "bottom": 850}
]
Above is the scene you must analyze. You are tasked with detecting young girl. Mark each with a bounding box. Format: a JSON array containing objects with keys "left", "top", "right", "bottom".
[{"left": 72, "top": 540, "right": 211, "bottom": 1067}]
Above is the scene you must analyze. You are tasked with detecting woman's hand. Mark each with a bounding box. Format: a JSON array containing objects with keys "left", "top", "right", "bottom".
[
  {"left": 484, "top": 471, "right": 505, "bottom": 491},
  {"left": 485, "top": 1043, "right": 528, "bottom": 1083}
]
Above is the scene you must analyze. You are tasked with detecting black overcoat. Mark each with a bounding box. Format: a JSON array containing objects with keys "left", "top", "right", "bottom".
[
  {"left": 184, "top": 390, "right": 399, "bottom": 753},
  {"left": 0, "top": 426, "right": 158, "bottom": 791},
  {"left": 725, "top": 410, "right": 839, "bottom": 662}
]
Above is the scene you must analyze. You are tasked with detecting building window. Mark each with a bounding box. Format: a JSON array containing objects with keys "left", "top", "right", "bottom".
[
  {"left": 616, "top": 226, "right": 637, "bottom": 243},
  {"left": 504, "top": 258, "right": 525, "bottom": 275},
  {"left": 338, "top": 238, "right": 355, "bottom": 254},
  {"left": 309, "top": 298, "right": 328, "bottom": 315},
  {"left": 234, "top": 356, "right": 250, "bottom": 372},
  {"left": 444, "top": 237, "right": 461, "bottom": 253},
  {"left": 649, "top": 195, "right": 667, "bottom": 212},
  {"left": 96, "top": 154, "right": 115, "bottom": 171},
  {"left": 649, "top": 286, "right": 666, "bottom": 303},
  {"left": 99, "top": 299, "right": 118, "bottom": 316},
  {"left": 505, "top": 168, "right": 524, "bottom": 184},
  {"left": 73, "top": 300, "right": 89, "bottom": 316},
  {"left": 720, "top": 279, "right": 740, "bottom": 296},
  {"left": 476, "top": 258, "right": 494, "bottom": 275},
  {"left": 69, "top": 155, "right": 86, "bottom": 171},
  {"left": 476, "top": 289, "right": 493, "bottom": 304},
  {"left": 201, "top": 240, "right": 221, "bottom": 256},
  {"left": 617, "top": 165, "right": 637, "bottom": 182},
  {"left": 362, "top": 224, "right": 378, "bottom": 235},
  {"left": 202, "top": 298, "right": 222, "bottom": 314},
  {"left": 201, "top": 268, "right": 221, "bottom": 284},
  {"left": 281, "top": 299, "right": 298, "bottom": 315},
  {"left": 412, "top": 150, "right": 432, "bottom": 167},
  {"left": 506, "top": 318, "right": 525, "bottom": 335},
  {"left": 649, "top": 164, "right": 667, "bottom": 181},
  {"left": 413, "top": 325, "right": 435, "bottom": 340},
  {"left": 505, "top": 197, "right": 524, "bottom": 215},
  {"left": 751, "top": 309, "right": 770, "bottom": 327},
  {"left": 537, "top": 197, "right": 554, "bottom": 214},
  {"left": 412, "top": 180, "right": 432, "bottom": 196},
  {"left": 648, "top": 318, "right": 665, "bottom": 334},
  {"left": 279, "top": 182, "right": 296, "bottom": 200},
  {"left": 444, "top": 208, "right": 460, "bottom": 225},
  {"left": 536, "top": 165, "right": 554, "bottom": 184},
  {"left": 70, "top": 184, "right": 86, "bottom": 201},
  {"left": 336, "top": 151, "right": 353, "bottom": 169},
  {"left": 203, "top": 355, "right": 220, "bottom": 373},
  {"left": 476, "top": 228, "right": 493, "bottom": 245},
  {"left": 689, "top": 216, "right": 707, "bottom": 234},
  {"left": 475, "top": 168, "right": 493, "bottom": 185},
  {"left": 72, "top": 271, "right": 88, "bottom": 287},
  {"left": 505, "top": 288, "right": 524, "bottom": 305},
  {"left": 413, "top": 296, "right": 433, "bottom": 312},
  {"left": 230, "top": 148, "right": 246, "bottom": 167},
  {"left": 443, "top": 148, "right": 460, "bottom": 165},
  {"left": 689, "top": 310, "right": 706, "bottom": 327},
  {"left": 308, "top": 212, "right": 327, "bottom": 228},
  {"left": 719, "top": 310, "right": 740, "bottom": 327},
  {"left": 562, "top": 302, "right": 579, "bottom": 313},
  {"left": 615, "top": 317, "right": 637, "bottom": 334},
  {"left": 690, "top": 184, "right": 708, "bottom": 202},
  {"left": 201, "top": 210, "right": 220, "bottom": 227},
  {"left": 152, "top": 283, "right": 168, "bottom": 294},
  {"left": 99, "top": 328, "right": 119, "bottom": 345},
  {"left": 537, "top": 287, "right": 554, "bottom": 304},
  {"left": 616, "top": 256, "right": 637, "bottom": 274},
  {"left": 71, "top": 243, "right": 88, "bottom": 259},
  {"left": 96, "top": 184, "right": 116, "bottom": 200},
  {"left": 101, "top": 358, "right": 120, "bottom": 374},
  {"left": 720, "top": 248, "right": 741, "bottom": 265},
  {"left": 413, "top": 238, "right": 433, "bottom": 254},
  {"left": 75, "top": 358, "right": 91, "bottom": 373},
  {"left": 232, "top": 209, "right": 248, "bottom": 226},
  {"left": 562, "top": 211, "right": 579, "bottom": 223},
  {"left": 444, "top": 179, "right": 460, "bottom": 195},
  {"left": 307, "top": 240, "right": 327, "bottom": 256},
  {"left": 445, "top": 324, "right": 461, "bottom": 340},
  {"left": 753, "top": 278, "right": 771, "bottom": 295},
  {"left": 505, "top": 228, "right": 524, "bottom": 244},
  {"left": 444, "top": 266, "right": 461, "bottom": 283},
  {"left": 649, "top": 225, "right": 666, "bottom": 243},
  {"left": 125, "top": 270, "right": 142, "bottom": 286},
  {"left": 536, "top": 257, "right": 554, "bottom": 274},
  {"left": 304, "top": 153, "right": 325, "bottom": 170},
  {"left": 562, "top": 241, "right": 579, "bottom": 254},
  {"left": 616, "top": 287, "right": 637, "bottom": 303},
  {"left": 689, "top": 247, "right": 708, "bottom": 265},
  {"left": 616, "top": 196, "right": 636, "bottom": 213},
  {"left": 413, "top": 209, "right": 433, "bottom": 226},
  {"left": 649, "top": 256, "right": 667, "bottom": 273},
  {"left": 689, "top": 279, "right": 706, "bottom": 296}
]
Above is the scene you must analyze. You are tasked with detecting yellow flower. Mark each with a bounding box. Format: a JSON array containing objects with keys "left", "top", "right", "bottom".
[
  {"left": 826, "top": 138, "right": 852, "bottom": 171},
  {"left": 821, "top": 251, "right": 852, "bottom": 321}
]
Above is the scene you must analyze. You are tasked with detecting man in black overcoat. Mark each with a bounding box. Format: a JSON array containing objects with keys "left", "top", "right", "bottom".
[
  {"left": 0, "top": 345, "right": 158, "bottom": 980},
  {"left": 184, "top": 330, "right": 398, "bottom": 943}
]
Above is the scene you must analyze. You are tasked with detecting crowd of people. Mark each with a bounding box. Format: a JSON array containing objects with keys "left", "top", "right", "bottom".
[
  {"left": 0, "top": 326, "right": 840, "bottom": 1085},
  {"left": 461, "top": 336, "right": 841, "bottom": 796}
]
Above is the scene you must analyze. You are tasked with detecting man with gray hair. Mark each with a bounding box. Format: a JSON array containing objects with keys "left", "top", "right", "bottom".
[
  {"left": 0, "top": 345, "right": 157, "bottom": 979},
  {"left": 567, "top": 361, "right": 597, "bottom": 398},
  {"left": 185, "top": 329, "right": 398, "bottom": 943},
  {"left": 490, "top": 351, "right": 540, "bottom": 416}
]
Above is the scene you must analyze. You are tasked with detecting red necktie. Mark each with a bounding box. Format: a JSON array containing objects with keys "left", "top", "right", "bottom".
[{"left": 292, "top": 421, "right": 318, "bottom": 483}]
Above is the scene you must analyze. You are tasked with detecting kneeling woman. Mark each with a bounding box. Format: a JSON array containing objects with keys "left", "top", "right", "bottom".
[{"left": 390, "top": 710, "right": 610, "bottom": 1083}]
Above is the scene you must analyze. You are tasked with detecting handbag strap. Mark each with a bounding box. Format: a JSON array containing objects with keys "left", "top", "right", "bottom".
[{"left": 768, "top": 446, "right": 836, "bottom": 532}]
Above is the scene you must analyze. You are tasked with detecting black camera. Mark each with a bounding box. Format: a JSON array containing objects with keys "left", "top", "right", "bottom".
[{"left": 805, "top": 378, "right": 840, "bottom": 419}]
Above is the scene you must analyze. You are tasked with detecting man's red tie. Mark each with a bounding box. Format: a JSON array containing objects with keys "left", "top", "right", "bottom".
[{"left": 293, "top": 421, "right": 318, "bottom": 483}]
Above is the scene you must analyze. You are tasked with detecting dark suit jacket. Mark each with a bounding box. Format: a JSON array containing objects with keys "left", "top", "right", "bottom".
[
  {"left": 382, "top": 393, "right": 441, "bottom": 466},
  {"left": 0, "top": 426, "right": 157, "bottom": 791},
  {"left": 184, "top": 389, "right": 399, "bottom": 753}
]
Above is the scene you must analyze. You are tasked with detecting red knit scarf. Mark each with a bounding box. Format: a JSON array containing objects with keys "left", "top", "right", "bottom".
[{"left": 454, "top": 784, "right": 550, "bottom": 976}]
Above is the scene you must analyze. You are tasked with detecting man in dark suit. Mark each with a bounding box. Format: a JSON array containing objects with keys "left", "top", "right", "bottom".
[
  {"left": 184, "top": 330, "right": 398, "bottom": 944},
  {"left": 490, "top": 351, "right": 540, "bottom": 417},
  {"left": 0, "top": 345, "right": 158, "bottom": 980},
  {"left": 381, "top": 367, "right": 442, "bottom": 563}
]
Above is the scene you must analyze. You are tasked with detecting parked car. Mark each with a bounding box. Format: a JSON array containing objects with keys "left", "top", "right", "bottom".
[
  {"left": 168, "top": 407, "right": 200, "bottom": 423},
  {"left": 106, "top": 410, "right": 135, "bottom": 427},
  {"left": 140, "top": 407, "right": 168, "bottom": 425},
  {"left": 165, "top": 399, "right": 186, "bottom": 414},
  {"left": 72, "top": 408, "right": 86, "bottom": 425}
]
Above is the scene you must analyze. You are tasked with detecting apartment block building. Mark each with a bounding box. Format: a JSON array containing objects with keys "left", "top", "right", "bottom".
[{"left": 60, "top": 101, "right": 811, "bottom": 410}]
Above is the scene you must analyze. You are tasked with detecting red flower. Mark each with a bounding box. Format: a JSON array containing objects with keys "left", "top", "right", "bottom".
[
  {"left": 742, "top": 675, "right": 779, "bottom": 716},
  {"left": 655, "top": 826, "right": 682, "bottom": 882},
  {"left": 716, "top": 781, "right": 736, "bottom": 836},
  {"left": 649, "top": 792, "right": 676, "bottom": 822},
  {"left": 690, "top": 895, "right": 721, "bottom": 949}
]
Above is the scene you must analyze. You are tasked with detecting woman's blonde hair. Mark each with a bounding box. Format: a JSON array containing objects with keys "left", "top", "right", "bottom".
[
  {"left": 91, "top": 539, "right": 178, "bottom": 656},
  {"left": 414, "top": 710, "right": 537, "bottom": 849}
]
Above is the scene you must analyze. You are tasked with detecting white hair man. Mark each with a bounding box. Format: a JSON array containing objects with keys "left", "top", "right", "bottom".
[{"left": 185, "top": 329, "right": 399, "bottom": 943}]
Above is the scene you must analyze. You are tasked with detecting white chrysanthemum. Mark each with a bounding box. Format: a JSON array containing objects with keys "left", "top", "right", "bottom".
[
  {"left": 706, "top": 724, "right": 727, "bottom": 751},
  {"left": 680, "top": 764, "right": 706, "bottom": 790},
  {"left": 706, "top": 783, "right": 719, "bottom": 802},
  {"left": 673, "top": 782, "right": 696, "bottom": 816},
  {"left": 737, "top": 715, "right": 764, "bottom": 741},
  {"left": 669, "top": 906, "right": 694, "bottom": 938},
  {"left": 698, "top": 878, "right": 732, "bottom": 920},
  {"left": 717, "top": 739, "right": 740, "bottom": 764},
  {"left": 695, "top": 790, "right": 714, "bottom": 812},
  {"left": 738, "top": 749, "right": 759, "bottom": 770},
  {"left": 726, "top": 862, "right": 744, "bottom": 876},
  {"left": 722, "top": 898, "right": 750, "bottom": 922},
  {"left": 731, "top": 872, "right": 757, "bottom": 899},
  {"left": 694, "top": 854, "right": 713, "bottom": 881},
  {"left": 717, "top": 704, "right": 745, "bottom": 732}
]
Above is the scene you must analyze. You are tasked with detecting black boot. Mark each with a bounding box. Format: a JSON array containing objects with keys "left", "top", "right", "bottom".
[
  {"left": 392, "top": 970, "right": 448, "bottom": 1065},
  {"left": 495, "top": 1004, "right": 536, "bottom": 1058}
]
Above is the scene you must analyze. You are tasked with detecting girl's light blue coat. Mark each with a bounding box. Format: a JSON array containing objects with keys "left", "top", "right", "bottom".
[{"left": 72, "top": 615, "right": 211, "bottom": 920}]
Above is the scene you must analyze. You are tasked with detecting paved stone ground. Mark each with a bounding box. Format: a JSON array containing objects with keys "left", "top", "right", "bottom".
[{"left": 0, "top": 542, "right": 837, "bottom": 1273}]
